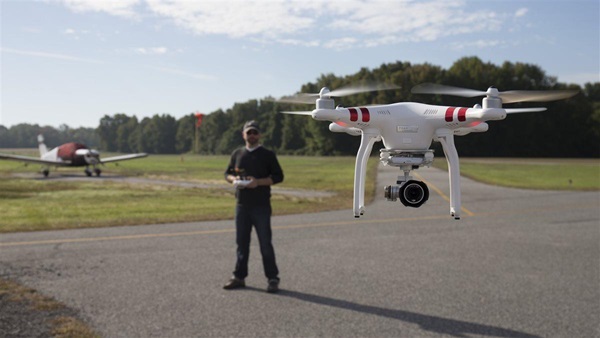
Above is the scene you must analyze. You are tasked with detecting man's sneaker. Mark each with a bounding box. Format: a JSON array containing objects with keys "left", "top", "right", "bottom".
[
  {"left": 223, "top": 277, "right": 245, "bottom": 290},
  {"left": 267, "top": 279, "right": 279, "bottom": 293}
]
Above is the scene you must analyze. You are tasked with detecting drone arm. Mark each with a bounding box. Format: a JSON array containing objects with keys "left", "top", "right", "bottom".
[
  {"left": 435, "top": 129, "right": 461, "bottom": 219},
  {"left": 354, "top": 131, "right": 381, "bottom": 218},
  {"left": 329, "top": 122, "right": 362, "bottom": 136}
]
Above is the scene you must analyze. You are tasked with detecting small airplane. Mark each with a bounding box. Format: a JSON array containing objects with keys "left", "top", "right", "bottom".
[
  {"left": 277, "top": 83, "right": 577, "bottom": 220},
  {"left": 0, "top": 135, "right": 148, "bottom": 177}
]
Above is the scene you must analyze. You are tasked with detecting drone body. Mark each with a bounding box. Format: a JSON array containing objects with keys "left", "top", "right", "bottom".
[{"left": 280, "top": 83, "right": 577, "bottom": 219}]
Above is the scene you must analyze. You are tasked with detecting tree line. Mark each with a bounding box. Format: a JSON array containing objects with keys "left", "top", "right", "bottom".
[{"left": 2, "top": 57, "right": 599, "bottom": 157}]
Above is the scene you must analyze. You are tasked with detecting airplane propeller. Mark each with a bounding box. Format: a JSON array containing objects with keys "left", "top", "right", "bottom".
[{"left": 411, "top": 83, "right": 578, "bottom": 103}]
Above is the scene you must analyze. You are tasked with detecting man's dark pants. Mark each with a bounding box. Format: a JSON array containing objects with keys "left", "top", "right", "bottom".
[{"left": 233, "top": 204, "right": 279, "bottom": 280}]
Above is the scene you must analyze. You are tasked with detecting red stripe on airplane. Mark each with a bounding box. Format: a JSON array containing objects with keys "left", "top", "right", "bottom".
[
  {"left": 445, "top": 107, "right": 455, "bottom": 122},
  {"left": 458, "top": 107, "right": 467, "bottom": 122},
  {"left": 359, "top": 107, "right": 370, "bottom": 122},
  {"left": 348, "top": 108, "right": 358, "bottom": 122}
]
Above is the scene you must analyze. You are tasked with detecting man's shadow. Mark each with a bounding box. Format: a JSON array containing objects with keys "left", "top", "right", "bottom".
[{"left": 245, "top": 287, "right": 539, "bottom": 338}]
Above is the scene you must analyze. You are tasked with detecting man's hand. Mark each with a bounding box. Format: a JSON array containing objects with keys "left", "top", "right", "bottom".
[
  {"left": 246, "top": 176, "right": 274, "bottom": 189},
  {"left": 231, "top": 176, "right": 273, "bottom": 189},
  {"left": 245, "top": 176, "right": 258, "bottom": 189}
]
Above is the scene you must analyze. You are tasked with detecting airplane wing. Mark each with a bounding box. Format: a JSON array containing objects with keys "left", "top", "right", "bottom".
[
  {"left": 0, "top": 153, "right": 71, "bottom": 166},
  {"left": 101, "top": 153, "right": 148, "bottom": 164}
]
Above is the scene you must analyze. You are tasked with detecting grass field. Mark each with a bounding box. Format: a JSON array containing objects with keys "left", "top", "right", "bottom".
[
  {"left": 432, "top": 157, "right": 600, "bottom": 191},
  {"left": 0, "top": 154, "right": 378, "bottom": 233},
  {"left": 0, "top": 150, "right": 598, "bottom": 233}
]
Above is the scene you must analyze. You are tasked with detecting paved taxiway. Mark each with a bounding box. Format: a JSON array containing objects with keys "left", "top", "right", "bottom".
[{"left": 1, "top": 164, "right": 598, "bottom": 337}]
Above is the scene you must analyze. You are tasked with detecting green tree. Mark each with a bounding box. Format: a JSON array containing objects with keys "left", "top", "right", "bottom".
[
  {"left": 97, "top": 114, "right": 132, "bottom": 151},
  {"left": 116, "top": 116, "right": 138, "bottom": 153},
  {"left": 197, "top": 110, "right": 231, "bottom": 154},
  {"left": 584, "top": 83, "right": 600, "bottom": 138},
  {"left": 175, "top": 114, "right": 196, "bottom": 154}
]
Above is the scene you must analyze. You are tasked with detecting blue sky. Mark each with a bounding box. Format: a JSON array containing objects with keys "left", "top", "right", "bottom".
[{"left": 1, "top": 0, "right": 598, "bottom": 128}]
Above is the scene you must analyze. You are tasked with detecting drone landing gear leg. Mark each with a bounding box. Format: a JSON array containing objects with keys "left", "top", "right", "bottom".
[
  {"left": 354, "top": 132, "right": 380, "bottom": 218},
  {"left": 436, "top": 130, "right": 461, "bottom": 220}
]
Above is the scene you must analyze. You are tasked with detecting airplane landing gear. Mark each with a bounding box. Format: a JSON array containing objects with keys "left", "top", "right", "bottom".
[{"left": 85, "top": 167, "right": 102, "bottom": 177}]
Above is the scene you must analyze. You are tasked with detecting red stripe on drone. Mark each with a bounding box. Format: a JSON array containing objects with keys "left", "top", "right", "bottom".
[
  {"left": 458, "top": 107, "right": 468, "bottom": 122},
  {"left": 359, "top": 107, "right": 370, "bottom": 122},
  {"left": 445, "top": 107, "right": 455, "bottom": 122},
  {"left": 348, "top": 108, "right": 358, "bottom": 122}
]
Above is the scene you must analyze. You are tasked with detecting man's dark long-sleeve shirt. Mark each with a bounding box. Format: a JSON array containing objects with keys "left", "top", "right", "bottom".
[{"left": 225, "top": 146, "right": 284, "bottom": 206}]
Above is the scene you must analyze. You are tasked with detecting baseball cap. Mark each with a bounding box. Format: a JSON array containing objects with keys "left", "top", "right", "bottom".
[{"left": 243, "top": 120, "right": 260, "bottom": 133}]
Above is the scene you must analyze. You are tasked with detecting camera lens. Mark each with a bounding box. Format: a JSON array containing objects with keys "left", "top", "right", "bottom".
[
  {"left": 398, "top": 180, "right": 429, "bottom": 208},
  {"left": 403, "top": 183, "right": 424, "bottom": 203}
]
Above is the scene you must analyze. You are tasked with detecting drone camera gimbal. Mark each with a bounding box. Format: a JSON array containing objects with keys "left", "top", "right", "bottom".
[{"left": 381, "top": 150, "right": 432, "bottom": 209}]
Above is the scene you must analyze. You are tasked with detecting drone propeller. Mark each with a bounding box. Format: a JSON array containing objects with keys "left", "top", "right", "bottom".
[
  {"left": 504, "top": 107, "right": 547, "bottom": 114},
  {"left": 277, "top": 83, "right": 399, "bottom": 104},
  {"left": 411, "top": 83, "right": 578, "bottom": 104},
  {"left": 280, "top": 110, "right": 313, "bottom": 115}
]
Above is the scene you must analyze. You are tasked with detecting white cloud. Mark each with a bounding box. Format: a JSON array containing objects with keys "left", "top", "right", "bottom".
[
  {"left": 515, "top": 8, "right": 528, "bottom": 18},
  {"left": 144, "top": 0, "right": 318, "bottom": 38},
  {"left": 323, "top": 37, "right": 359, "bottom": 51},
  {"left": 57, "top": 0, "right": 141, "bottom": 19},
  {"left": 53, "top": 0, "right": 513, "bottom": 49},
  {"left": 272, "top": 38, "right": 320, "bottom": 47},
  {"left": 326, "top": 1, "right": 502, "bottom": 41},
  {"left": 362, "top": 35, "right": 400, "bottom": 48},
  {"left": 135, "top": 47, "right": 169, "bottom": 55},
  {"left": 1, "top": 47, "right": 103, "bottom": 63},
  {"left": 62, "top": 28, "right": 91, "bottom": 40},
  {"left": 450, "top": 39, "right": 507, "bottom": 50}
]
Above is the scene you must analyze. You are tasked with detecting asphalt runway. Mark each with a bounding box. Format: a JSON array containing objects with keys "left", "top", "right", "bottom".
[{"left": 1, "top": 164, "right": 598, "bottom": 337}]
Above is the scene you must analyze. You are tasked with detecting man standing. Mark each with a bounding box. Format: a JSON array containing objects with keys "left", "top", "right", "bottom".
[{"left": 223, "top": 120, "right": 284, "bottom": 293}]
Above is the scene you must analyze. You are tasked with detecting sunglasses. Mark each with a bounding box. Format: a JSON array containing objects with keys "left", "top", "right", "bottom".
[{"left": 246, "top": 130, "right": 259, "bottom": 135}]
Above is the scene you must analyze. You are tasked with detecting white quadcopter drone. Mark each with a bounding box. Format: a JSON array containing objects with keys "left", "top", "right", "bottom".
[{"left": 278, "top": 83, "right": 577, "bottom": 219}]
